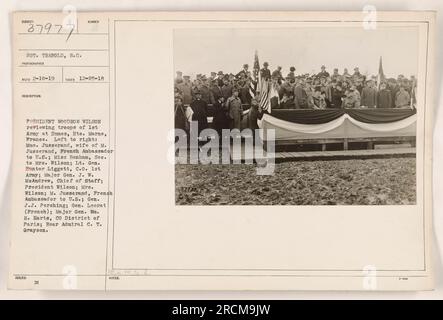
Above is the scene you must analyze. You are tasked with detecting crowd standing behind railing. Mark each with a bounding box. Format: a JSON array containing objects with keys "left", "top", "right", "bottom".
[{"left": 174, "top": 63, "right": 417, "bottom": 132}]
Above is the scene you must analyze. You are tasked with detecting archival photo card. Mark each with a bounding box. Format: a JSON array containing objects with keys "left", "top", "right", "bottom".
[{"left": 8, "top": 11, "right": 435, "bottom": 291}]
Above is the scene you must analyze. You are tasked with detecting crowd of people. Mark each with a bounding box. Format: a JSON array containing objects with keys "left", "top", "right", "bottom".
[{"left": 174, "top": 62, "right": 417, "bottom": 133}]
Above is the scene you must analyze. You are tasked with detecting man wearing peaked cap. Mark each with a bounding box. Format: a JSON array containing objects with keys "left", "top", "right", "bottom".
[
  {"left": 287, "top": 66, "right": 296, "bottom": 81},
  {"left": 317, "top": 65, "right": 330, "bottom": 78},
  {"left": 260, "top": 62, "right": 271, "bottom": 80},
  {"left": 176, "top": 75, "right": 192, "bottom": 105},
  {"left": 236, "top": 63, "right": 251, "bottom": 79},
  {"left": 272, "top": 66, "right": 283, "bottom": 83}
]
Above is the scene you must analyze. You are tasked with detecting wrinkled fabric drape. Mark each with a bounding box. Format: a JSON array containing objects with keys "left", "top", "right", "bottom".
[
  {"left": 270, "top": 108, "right": 416, "bottom": 124},
  {"left": 258, "top": 113, "right": 416, "bottom": 136}
]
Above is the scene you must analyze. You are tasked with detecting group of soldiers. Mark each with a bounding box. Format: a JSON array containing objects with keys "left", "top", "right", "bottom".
[{"left": 174, "top": 63, "right": 417, "bottom": 134}]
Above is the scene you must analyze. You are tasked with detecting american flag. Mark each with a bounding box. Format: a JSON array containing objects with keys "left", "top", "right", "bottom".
[
  {"left": 249, "top": 51, "right": 277, "bottom": 113},
  {"left": 377, "top": 56, "right": 385, "bottom": 90},
  {"left": 249, "top": 50, "right": 260, "bottom": 98}
]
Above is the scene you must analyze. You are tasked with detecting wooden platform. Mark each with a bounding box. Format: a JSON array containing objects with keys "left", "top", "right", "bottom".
[{"left": 230, "top": 144, "right": 416, "bottom": 163}]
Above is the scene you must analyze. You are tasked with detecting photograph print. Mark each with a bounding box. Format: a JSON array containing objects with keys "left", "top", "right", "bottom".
[{"left": 173, "top": 26, "right": 418, "bottom": 206}]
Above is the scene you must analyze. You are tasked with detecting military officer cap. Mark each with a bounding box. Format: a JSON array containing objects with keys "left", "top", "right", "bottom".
[
  {"left": 243, "top": 64, "right": 249, "bottom": 68},
  {"left": 217, "top": 71, "right": 223, "bottom": 75},
  {"left": 263, "top": 62, "right": 269, "bottom": 66},
  {"left": 290, "top": 66, "right": 296, "bottom": 72},
  {"left": 183, "top": 75, "right": 190, "bottom": 79}
]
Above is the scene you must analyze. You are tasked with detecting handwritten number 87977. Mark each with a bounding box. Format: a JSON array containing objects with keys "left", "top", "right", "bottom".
[{"left": 27, "top": 23, "right": 75, "bottom": 41}]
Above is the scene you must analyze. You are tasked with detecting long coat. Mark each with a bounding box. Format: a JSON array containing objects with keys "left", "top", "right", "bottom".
[
  {"left": 395, "top": 90, "right": 411, "bottom": 108},
  {"left": 174, "top": 104, "right": 188, "bottom": 131},
  {"left": 361, "top": 87, "right": 377, "bottom": 108},
  {"left": 212, "top": 99, "right": 230, "bottom": 136},
  {"left": 226, "top": 96, "right": 243, "bottom": 129},
  {"left": 176, "top": 82, "right": 192, "bottom": 105},
  {"left": 190, "top": 99, "right": 208, "bottom": 134},
  {"left": 240, "top": 85, "right": 251, "bottom": 105},
  {"left": 210, "top": 85, "right": 223, "bottom": 104},
  {"left": 294, "top": 85, "right": 308, "bottom": 109},
  {"left": 377, "top": 89, "right": 392, "bottom": 108},
  {"left": 331, "top": 87, "right": 344, "bottom": 108}
]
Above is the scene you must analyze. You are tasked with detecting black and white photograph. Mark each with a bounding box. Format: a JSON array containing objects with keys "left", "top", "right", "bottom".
[
  {"left": 174, "top": 27, "right": 418, "bottom": 206},
  {"left": 3, "top": 8, "right": 438, "bottom": 294}
]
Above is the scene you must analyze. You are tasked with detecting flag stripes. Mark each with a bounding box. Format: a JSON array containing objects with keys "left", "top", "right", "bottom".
[{"left": 249, "top": 50, "right": 260, "bottom": 98}]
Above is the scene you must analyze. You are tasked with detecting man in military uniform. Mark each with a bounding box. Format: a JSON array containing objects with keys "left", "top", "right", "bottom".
[
  {"left": 331, "top": 68, "right": 341, "bottom": 81},
  {"left": 221, "top": 77, "right": 233, "bottom": 101},
  {"left": 395, "top": 86, "right": 411, "bottom": 108},
  {"left": 195, "top": 76, "right": 211, "bottom": 104},
  {"left": 317, "top": 65, "right": 330, "bottom": 78},
  {"left": 226, "top": 88, "right": 243, "bottom": 130},
  {"left": 272, "top": 66, "right": 283, "bottom": 83},
  {"left": 352, "top": 67, "right": 363, "bottom": 81},
  {"left": 287, "top": 66, "right": 296, "bottom": 81},
  {"left": 176, "top": 75, "right": 193, "bottom": 105},
  {"left": 216, "top": 71, "right": 224, "bottom": 80},
  {"left": 236, "top": 64, "right": 251, "bottom": 79},
  {"left": 210, "top": 79, "right": 223, "bottom": 104},
  {"left": 279, "top": 77, "right": 294, "bottom": 99},
  {"left": 260, "top": 62, "right": 271, "bottom": 80}
]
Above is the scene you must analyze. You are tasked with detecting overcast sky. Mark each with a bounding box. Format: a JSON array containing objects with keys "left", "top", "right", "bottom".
[{"left": 174, "top": 26, "right": 418, "bottom": 78}]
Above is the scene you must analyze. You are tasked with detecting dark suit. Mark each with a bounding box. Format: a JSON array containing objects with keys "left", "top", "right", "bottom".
[
  {"left": 212, "top": 99, "right": 229, "bottom": 137},
  {"left": 210, "top": 85, "right": 223, "bottom": 104},
  {"left": 221, "top": 85, "right": 233, "bottom": 100},
  {"left": 377, "top": 89, "right": 392, "bottom": 108},
  {"left": 190, "top": 99, "right": 208, "bottom": 134}
]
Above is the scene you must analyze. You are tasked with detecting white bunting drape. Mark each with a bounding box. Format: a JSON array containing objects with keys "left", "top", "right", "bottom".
[{"left": 258, "top": 113, "right": 417, "bottom": 140}]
